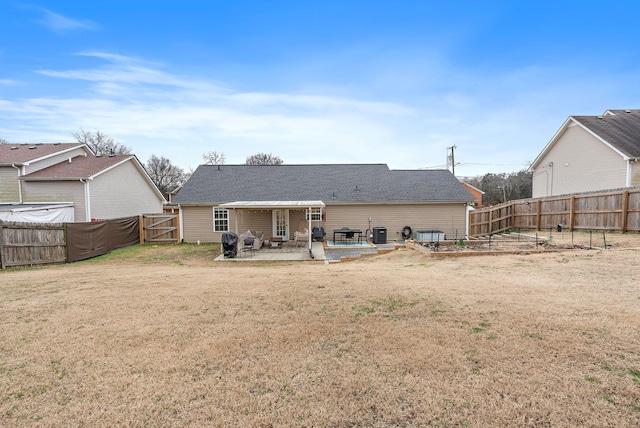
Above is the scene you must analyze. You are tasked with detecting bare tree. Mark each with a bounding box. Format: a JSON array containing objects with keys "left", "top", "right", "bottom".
[
  {"left": 202, "top": 151, "right": 226, "bottom": 165},
  {"left": 145, "top": 155, "right": 189, "bottom": 198},
  {"left": 72, "top": 128, "right": 130, "bottom": 155},
  {"left": 0, "top": 138, "right": 9, "bottom": 144},
  {"left": 245, "top": 152, "right": 283, "bottom": 165}
]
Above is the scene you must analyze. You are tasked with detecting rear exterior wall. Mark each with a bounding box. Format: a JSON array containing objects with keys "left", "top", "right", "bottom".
[
  {"left": 180, "top": 203, "right": 468, "bottom": 243},
  {"left": 323, "top": 203, "right": 467, "bottom": 242}
]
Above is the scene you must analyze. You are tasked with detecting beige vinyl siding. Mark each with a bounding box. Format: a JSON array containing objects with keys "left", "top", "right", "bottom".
[
  {"left": 324, "top": 203, "right": 467, "bottom": 241},
  {"left": 230, "top": 209, "right": 278, "bottom": 237},
  {"left": 22, "top": 181, "right": 86, "bottom": 220},
  {"left": 182, "top": 206, "right": 218, "bottom": 242},
  {"left": 181, "top": 203, "right": 468, "bottom": 243},
  {"left": 532, "top": 124, "right": 627, "bottom": 198},
  {"left": 0, "top": 167, "right": 20, "bottom": 202},
  {"left": 90, "top": 160, "right": 164, "bottom": 220},
  {"left": 23, "top": 147, "right": 89, "bottom": 174},
  {"left": 631, "top": 161, "right": 640, "bottom": 187}
]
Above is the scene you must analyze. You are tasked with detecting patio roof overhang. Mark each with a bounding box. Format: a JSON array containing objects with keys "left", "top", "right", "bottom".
[{"left": 219, "top": 200, "right": 325, "bottom": 209}]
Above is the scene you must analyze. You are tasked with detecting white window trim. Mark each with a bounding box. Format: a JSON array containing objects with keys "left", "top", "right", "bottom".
[{"left": 213, "top": 207, "right": 229, "bottom": 232}]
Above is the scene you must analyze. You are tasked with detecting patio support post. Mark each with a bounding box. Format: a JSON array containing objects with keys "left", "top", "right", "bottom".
[{"left": 307, "top": 207, "right": 313, "bottom": 256}]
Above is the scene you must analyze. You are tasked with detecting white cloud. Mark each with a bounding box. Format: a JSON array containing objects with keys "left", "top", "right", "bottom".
[
  {"left": 4, "top": 51, "right": 640, "bottom": 176},
  {"left": 36, "top": 8, "right": 98, "bottom": 33}
]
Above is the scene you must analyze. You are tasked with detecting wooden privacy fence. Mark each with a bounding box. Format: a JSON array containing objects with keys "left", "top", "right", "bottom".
[
  {"left": 0, "top": 221, "right": 66, "bottom": 269},
  {"left": 1, "top": 213, "right": 180, "bottom": 269},
  {"left": 469, "top": 187, "right": 640, "bottom": 236}
]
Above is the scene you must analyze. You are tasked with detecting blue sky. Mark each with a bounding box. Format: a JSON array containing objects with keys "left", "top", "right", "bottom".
[{"left": 2, "top": 1, "right": 640, "bottom": 176}]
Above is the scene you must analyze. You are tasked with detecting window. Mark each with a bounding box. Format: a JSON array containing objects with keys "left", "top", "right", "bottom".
[
  {"left": 213, "top": 207, "right": 229, "bottom": 232},
  {"left": 306, "top": 208, "right": 322, "bottom": 221}
]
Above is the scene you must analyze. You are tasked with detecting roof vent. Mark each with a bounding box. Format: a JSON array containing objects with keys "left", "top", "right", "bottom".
[
  {"left": 626, "top": 109, "right": 632, "bottom": 113},
  {"left": 597, "top": 116, "right": 603, "bottom": 119},
  {"left": 28, "top": 146, "right": 36, "bottom": 149},
  {"left": 68, "top": 157, "right": 72, "bottom": 164},
  {"left": 10, "top": 146, "right": 18, "bottom": 150}
]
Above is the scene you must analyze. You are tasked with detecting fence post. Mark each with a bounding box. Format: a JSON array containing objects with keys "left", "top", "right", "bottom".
[
  {"left": 510, "top": 202, "right": 515, "bottom": 229},
  {"left": 621, "top": 190, "right": 629, "bottom": 233},
  {"left": 488, "top": 208, "right": 493, "bottom": 235},
  {"left": 569, "top": 195, "right": 576, "bottom": 231},
  {"left": 63, "top": 222, "right": 68, "bottom": 263},
  {"left": 536, "top": 200, "right": 542, "bottom": 231},
  {"left": 139, "top": 214, "right": 145, "bottom": 244},
  {"left": 0, "top": 220, "right": 4, "bottom": 270}
]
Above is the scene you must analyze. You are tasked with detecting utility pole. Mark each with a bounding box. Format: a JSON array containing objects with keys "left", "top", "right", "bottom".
[{"left": 447, "top": 145, "right": 457, "bottom": 176}]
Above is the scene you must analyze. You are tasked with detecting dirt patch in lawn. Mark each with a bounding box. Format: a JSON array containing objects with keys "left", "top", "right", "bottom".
[
  {"left": 1, "top": 233, "right": 640, "bottom": 427},
  {"left": 418, "top": 229, "right": 640, "bottom": 256}
]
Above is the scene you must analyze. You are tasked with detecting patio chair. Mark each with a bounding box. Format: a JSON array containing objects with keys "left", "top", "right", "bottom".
[
  {"left": 293, "top": 219, "right": 310, "bottom": 247},
  {"left": 241, "top": 236, "right": 255, "bottom": 257}
]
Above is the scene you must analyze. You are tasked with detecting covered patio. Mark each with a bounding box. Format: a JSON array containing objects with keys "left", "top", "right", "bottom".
[{"left": 218, "top": 200, "right": 325, "bottom": 260}]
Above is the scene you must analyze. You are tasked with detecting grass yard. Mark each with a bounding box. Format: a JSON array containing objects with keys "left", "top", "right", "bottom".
[{"left": 1, "top": 234, "right": 640, "bottom": 427}]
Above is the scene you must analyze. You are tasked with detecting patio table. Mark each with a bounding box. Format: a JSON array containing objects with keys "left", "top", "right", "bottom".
[{"left": 333, "top": 228, "right": 363, "bottom": 245}]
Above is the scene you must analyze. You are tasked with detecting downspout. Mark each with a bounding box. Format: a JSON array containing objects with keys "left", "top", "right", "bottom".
[
  {"left": 177, "top": 204, "right": 184, "bottom": 243},
  {"left": 626, "top": 158, "right": 637, "bottom": 187},
  {"left": 11, "top": 164, "right": 23, "bottom": 203},
  {"left": 465, "top": 203, "right": 470, "bottom": 239},
  {"left": 80, "top": 179, "right": 91, "bottom": 221}
]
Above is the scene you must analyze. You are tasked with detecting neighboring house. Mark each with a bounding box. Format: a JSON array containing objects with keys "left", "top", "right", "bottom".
[
  {"left": 173, "top": 164, "right": 475, "bottom": 243},
  {"left": 460, "top": 182, "right": 484, "bottom": 207},
  {"left": 531, "top": 109, "right": 640, "bottom": 198},
  {"left": 0, "top": 143, "right": 165, "bottom": 222}
]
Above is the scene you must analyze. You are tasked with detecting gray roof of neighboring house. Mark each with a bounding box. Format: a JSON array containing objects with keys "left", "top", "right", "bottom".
[
  {"left": 174, "top": 164, "right": 474, "bottom": 204},
  {"left": 572, "top": 110, "right": 640, "bottom": 157}
]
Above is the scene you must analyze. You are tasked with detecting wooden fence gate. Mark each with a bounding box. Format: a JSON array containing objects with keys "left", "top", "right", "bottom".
[{"left": 140, "top": 213, "right": 180, "bottom": 243}]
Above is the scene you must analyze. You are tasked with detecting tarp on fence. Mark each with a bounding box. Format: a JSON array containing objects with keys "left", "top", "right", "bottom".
[{"left": 67, "top": 216, "right": 139, "bottom": 262}]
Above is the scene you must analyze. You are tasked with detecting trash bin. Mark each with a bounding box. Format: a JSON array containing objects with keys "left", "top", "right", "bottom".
[
  {"left": 372, "top": 227, "right": 387, "bottom": 244},
  {"left": 221, "top": 232, "right": 238, "bottom": 258},
  {"left": 557, "top": 224, "right": 563, "bottom": 232}
]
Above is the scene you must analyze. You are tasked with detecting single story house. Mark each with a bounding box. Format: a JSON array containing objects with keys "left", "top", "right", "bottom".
[
  {"left": 173, "top": 163, "right": 475, "bottom": 245},
  {"left": 531, "top": 109, "right": 640, "bottom": 198},
  {"left": 0, "top": 143, "right": 165, "bottom": 221}
]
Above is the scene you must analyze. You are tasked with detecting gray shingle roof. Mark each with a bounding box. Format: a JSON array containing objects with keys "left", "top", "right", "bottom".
[
  {"left": 0, "top": 143, "right": 85, "bottom": 164},
  {"left": 572, "top": 110, "right": 640, "bottom": 157},
  {"left": 174, "top": 164, "right": 474, "bottom": 204}
]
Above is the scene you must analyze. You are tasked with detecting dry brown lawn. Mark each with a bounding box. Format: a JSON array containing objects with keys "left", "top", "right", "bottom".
[{"left": 1, "top": 232, "right": 640, "bottom": 427}]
